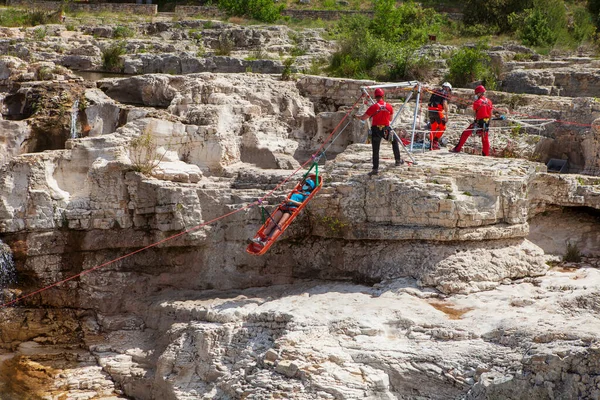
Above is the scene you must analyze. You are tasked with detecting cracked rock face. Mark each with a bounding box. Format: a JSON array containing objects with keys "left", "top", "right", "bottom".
[{"left": 1, "top": 45, "right": 600, "bottom": 399}]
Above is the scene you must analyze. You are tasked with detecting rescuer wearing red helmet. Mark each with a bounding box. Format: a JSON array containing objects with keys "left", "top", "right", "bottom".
[
  {"left": 355, "top": 88, "right": 403, "bottom": 176},
  {"left": 450, "top": 85, "right": 493, "bottom": 156},
  {"left": 427, "top": 82, "right": 452, "bottom": 150}
]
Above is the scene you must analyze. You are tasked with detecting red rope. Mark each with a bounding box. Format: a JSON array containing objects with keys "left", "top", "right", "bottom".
[
  {"left": 1, "top": 94, "right": 366, "bottom": 308},
  {"left": 421, "top": 86, "right": 598, "bottom": 129}
]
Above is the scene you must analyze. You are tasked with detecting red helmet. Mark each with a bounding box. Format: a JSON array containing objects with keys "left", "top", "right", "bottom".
[
  {"left": 474, "top": 85, "right": 486, "bottom": 94},
  {"left": 374, "top": 88, "right": 385, "bottom": 97}
]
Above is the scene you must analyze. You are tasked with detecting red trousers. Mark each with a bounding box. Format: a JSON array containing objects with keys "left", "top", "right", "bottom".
[
  {"left": 429, "top": 110, "right": 446, "bottom": 143},
  {"left": 454, "top": 122, "right": 490, "bottom": 156},
  {"left": 430, "top": 120, "right": 446, "bottom": 142}
]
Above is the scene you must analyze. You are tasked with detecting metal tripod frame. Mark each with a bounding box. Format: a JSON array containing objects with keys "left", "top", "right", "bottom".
[{"left": 359, "top": 82, "right": 422, "bottom": 165}]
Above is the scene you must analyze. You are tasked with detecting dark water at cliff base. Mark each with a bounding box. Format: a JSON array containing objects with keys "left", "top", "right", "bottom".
[{"left": 0, "top": 240, "right": 17, "bottom": 289}]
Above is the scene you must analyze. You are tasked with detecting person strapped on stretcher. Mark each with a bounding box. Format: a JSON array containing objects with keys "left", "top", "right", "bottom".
[{"left": 249, "top": 179, "right": 316, "bottom": 247}]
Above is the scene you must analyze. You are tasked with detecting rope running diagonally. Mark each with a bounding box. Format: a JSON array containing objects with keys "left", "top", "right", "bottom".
[{"left": 0, "top": 94, "right": 366, "bottom": 308}]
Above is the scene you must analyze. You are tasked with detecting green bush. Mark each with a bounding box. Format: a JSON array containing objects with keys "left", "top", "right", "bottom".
[
  {"left": 445, "top": 44, "right": 492, "bottom": 87},
  {"left": 0, "top": 9, "right": 58, "bottom": 27},
  {"left": 571, "top": 7, "right": 596, "bottom": 44},
  {"left": 460, "top": 22, "right": 499, "bottom": 37},
  {"left": 388, "top": 47, "right": 433, "bottom": 82},
  {"left": 246, "top": 48, "right": 271, "bottom": 61},
  {"left": 464, "top": 0, "right": 534, "bottom": 34},
  {"left": 370, "top": 0, "right": 442, "bottom": 45},
  {"left": 32, "top": 27, "right": 46, "bottom": 40},
  {"left": 563, "top": 241, "right": 582, "bottom": 263},
  {"left": 281, "top": 57, "right": 296, "bottom": 81},
  {"left": 113, "top": 25, "right": 135, "bottom": 39},
  {"left": 130, "top": 129, "right": 168, "bottom": 176},
  {"left": 326, "top": 1, "right": 441, "bottom": 81},
  {"left": 217, "top": 0, "right": 283, "bottom": 23},
  {"left": 290, "top": 46, "right": 307, "bottom": 57},
  {"left": 519, "top": 8, "right": 556, "bottom": 46},
  {"left": 28, "top": 10, "right": 55, "bottom": 26},
  {"left": 215, "top": 35, "right": 233, "bottom": 56},
  {"left": 102, "top": 42, "right": 126, "bottom": 72}
]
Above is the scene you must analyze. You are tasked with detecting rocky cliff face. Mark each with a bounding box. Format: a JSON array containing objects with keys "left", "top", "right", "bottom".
[{"left": 1, "top": 17, "right": 600, "bottom": 400}]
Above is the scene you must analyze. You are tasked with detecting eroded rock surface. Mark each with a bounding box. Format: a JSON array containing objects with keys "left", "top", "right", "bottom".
[{"left": 0, "top": 50, "right": 600, "bottom": 399}]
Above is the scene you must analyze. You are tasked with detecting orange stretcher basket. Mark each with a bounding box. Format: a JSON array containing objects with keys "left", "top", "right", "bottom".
[{"left": 246, "top": 173, "right": 322, "bottom": 256}]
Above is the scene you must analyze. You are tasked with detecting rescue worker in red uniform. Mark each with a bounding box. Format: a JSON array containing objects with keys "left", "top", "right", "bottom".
[
  {"left": 450, "top": 85, "right": 493, "bottom": 156},
  {"left": 428, "top": 82, "right": 452, "bottom": 150},
  {"left": 356, "top": 88, "right": 402, "bottom": 176}
]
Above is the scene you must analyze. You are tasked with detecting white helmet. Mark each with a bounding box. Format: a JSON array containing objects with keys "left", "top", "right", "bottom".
[{"left": 442, "top": 82, "right": 452, "bottom": 90}]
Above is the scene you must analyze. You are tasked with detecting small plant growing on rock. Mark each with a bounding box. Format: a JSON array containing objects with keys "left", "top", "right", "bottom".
[
  {"left": 319, "top": 216, "right": 348, "bottom": 235},
  {"left": 102, "top": 41, "right": 126, "bottom": 72},
  {"left": 305, "top": 57, "right": 327, "bottom": 76},
  {"left": 281, "top": 57, "right": 295, "bottom": 81},
  {"left": 32, "top": 27, "right": 46, "bottom": 40},
  {"left": 508, "top": 94, "right": 527, "bottom": 110},
  {"left": 563, "top": 241, "right": 582, "bottom": 263},
  {"left": 215, "top": 35, "right": 234, "bottom": 56},
  {"left": 37, "top": 66, "right": 53, "bottom": 80},
  {"left": 290, "top": 46, "right": 307, "bottom": 57},
  {"left": 510, "top": 122, "right": 523, "bottom": 138},
  {"left": 129, "top": 127, "right": 168, "bottom": 176},
  {"left": 246, "top": 48, "right": 270, "bottom": 61},
  {"left": 113, "top": 25, "right": 135, "bottom": 39}
]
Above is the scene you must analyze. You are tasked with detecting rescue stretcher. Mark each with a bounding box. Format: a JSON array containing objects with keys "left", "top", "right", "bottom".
[{"left": 246, "top": 173, "right": 322, "bottom": 256}]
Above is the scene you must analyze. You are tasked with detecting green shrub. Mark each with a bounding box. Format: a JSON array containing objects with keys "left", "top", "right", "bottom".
[
  {"left": 519, "top": 8, "right": 557, "bottom": 46},
  {"left": 32, "top": 27, "right": 46, "bottom": 40},
  {"left": 0, "top": 9, "right": 58, "bottom": 27},
  {"left": 571, "top": 7, "right": 596, "bottom": 44},
  {"left": 129, "top": 129, "right": 168, "bottom": 176},
  {"left": 38, "top": 66, "right": 53, "bottom": 80},
  {"left": 281, "top": 57, "right": 295, "bottom": 81},
  {"left": 215, "top": 35, "right": 233, "bottom": 56},
  {"left": 589, "top": 0, "right": 600, "bottom": 28},
  {"left": 460, "top": 22, "right": 499, "bottom": 37},
  {"left": 305, "top": 57, "right": 327, "bottom": 75},
  {"left": 245, "top": 48, "right": 271, "bottom": 61},
  {"left": 370, "top": 0, "right": 442, "bottom": 45},
  {"left": 563, "top": 241, "right": 582, "bottom": 263},
  {"left": 290, "top": 46, "right": 307, "bottom": 57},
  {"left": 326, "top": 1, "right": 441, "bottom": 81},
  {"left": 464, "top": 0, "right": 534, "bottom": 34},
  {"left": 28, "top": 10, "right": 54, "bottom": 26},
  {"left": 217, "top": 0, "right": 283, "bottom": 23},
  {"left": 113, "top": 25, "right": 135, "bottom": 39},
  {"left": 102, "top": 42, "right": 126, "bottom": 72},
  {"left": 391, "top": 51, "right": 434, "bottom": 82},
  {"left": 513, "top": 52, "right": 534, "bottom": 61},
  {"left": 445, "top": 44, "right": 493, "bottom": 87}
]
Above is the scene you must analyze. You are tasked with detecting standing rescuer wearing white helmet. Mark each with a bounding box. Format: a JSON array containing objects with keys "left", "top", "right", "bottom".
[{"left": 427, "top": 82, "right": 452, "bottom": 150}]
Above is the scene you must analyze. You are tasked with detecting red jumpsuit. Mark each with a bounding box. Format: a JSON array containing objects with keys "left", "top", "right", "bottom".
[{"left": 453, "top": 95, "right": 493, "bottom": 156}]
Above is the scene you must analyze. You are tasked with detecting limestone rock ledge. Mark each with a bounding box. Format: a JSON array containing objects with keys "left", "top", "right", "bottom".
[
  {"left": 119, "top": 268, "right": 600, "bottom": 399},
  {"left": 2, "top": 71, "right": 600, "bottom": 399}
]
